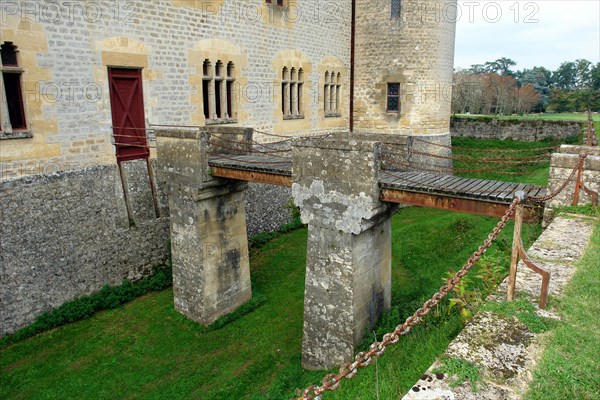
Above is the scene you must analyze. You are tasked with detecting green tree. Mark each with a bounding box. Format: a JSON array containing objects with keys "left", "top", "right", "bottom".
[
  {"left": 517, "top": 66, "right": 552, "bottom": 111},
  {"left": 547, "top": 89, "right": 572, "bottom": 112},
  {"left": 574, "top": 59, "right": 593, "bottom": 89},
  {"left": 468, "top": 64, "right": 486, "bottom": 74},
  {"left": 591, "top": 62, "right": 600, "bottom": 91},
  {"left": 553, "top": 61, "right": 577, "bottom": 90},
  {"left": 484, "top": 57, "right": 517, "bottom": 76}
]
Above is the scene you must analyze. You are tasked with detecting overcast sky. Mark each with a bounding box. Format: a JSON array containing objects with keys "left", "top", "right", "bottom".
[{"left": 454, "top": 0, "right": 600, "bottom": 71}]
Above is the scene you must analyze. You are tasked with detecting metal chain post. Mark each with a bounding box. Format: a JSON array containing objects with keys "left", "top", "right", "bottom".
[{"left": 508, "top": 191, "right": 550, "bottom": 308}]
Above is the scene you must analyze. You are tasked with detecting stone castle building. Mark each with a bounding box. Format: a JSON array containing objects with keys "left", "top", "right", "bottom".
[{"left": 0, "top": 0, "right": 457, "bottom": 335}]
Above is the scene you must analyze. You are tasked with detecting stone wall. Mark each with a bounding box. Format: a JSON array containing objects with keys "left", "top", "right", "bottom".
[
  {"left": 245, "top": 183, "right": 293, "bottom": 237},
  {"left": 543, "top": 145, "right": 600, "bottom": 226},
  {"left": 0, "top": 163, "right": 170, "bottom": 335},
  {"left": 1, "top": 0, "right": 351, "bottom": 175},
  {"left": 353, "top": 0, "right": 457, "bottom": 135},
  {"left": 0, "top": 161, "right": 293, "bottom": 335},
  {"left": 451, "top": 116, "right": 583, "bottom": 142}
]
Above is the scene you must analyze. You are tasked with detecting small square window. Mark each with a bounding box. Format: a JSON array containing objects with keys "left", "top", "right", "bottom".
[
  {"left": 391, "top": 0, "right": 402, "bottom": 19},
  {"left": 387, "top": 83, "right": 400, "bottom": 113}
]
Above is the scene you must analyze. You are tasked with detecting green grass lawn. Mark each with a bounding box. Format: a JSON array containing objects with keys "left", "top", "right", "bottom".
[
  {"left": 0, "top": 209, "right": 541, "bottom": 400},
  {"left": 1, "top": 135, "right": 564, "bottom": 399},
  {"left": 525, "top": 223, "right": 600, "bottom": 400}
]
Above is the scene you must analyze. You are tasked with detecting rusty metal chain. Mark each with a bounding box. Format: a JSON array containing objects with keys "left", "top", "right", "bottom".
[
  {"left": 382, "top": 158, "right": 537, "bottom": 176},
  {"left": 208, "top": 140, "right": 291, "bottom": 159},
  {"left": 207, "top": 151, "right": 291, "bottom": 165},
  {"left": 407, "top": 148, "right": 552, "bottom": 164},
  {"left": 527, "top": 154, "right": 585, "bottom": 204},
  {"left": 411, "top": 136, "right": 560, "bottom": 153},
  {"left": 299, "top": 198, "right": 520, "bottom": 400},
  {"left": 209, "top": 135, "right": 292, "bottom": 154}
]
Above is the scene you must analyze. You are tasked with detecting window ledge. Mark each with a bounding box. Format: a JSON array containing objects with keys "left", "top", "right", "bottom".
[
  {"left": 283, "top": 114, "right": 305, "bottom": 120},
  {"left": 325, "top": 113, "right": 342, "bottom": 118},
  {"left": 205, "top": 118, "right": 238, "bottom": 126},
  {"left": 0, "top": 130, "right": 33, "bottom": 140}
]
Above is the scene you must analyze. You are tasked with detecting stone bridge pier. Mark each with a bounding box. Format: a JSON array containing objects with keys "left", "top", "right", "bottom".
[
  {"left": 292, "top": 136, "right": 397, "bottom": 370},
  {"left": 155, "top": 127, "right": 252, "bottom": 326}
]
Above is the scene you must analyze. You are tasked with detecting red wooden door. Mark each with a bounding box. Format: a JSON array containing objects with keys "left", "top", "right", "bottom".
[{"left": 108, "top": 68, "right": 149, "bottom": 162}]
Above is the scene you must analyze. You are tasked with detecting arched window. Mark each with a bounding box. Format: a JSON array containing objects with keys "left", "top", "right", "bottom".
[
  {"left": 202, "top": 60, "right": 212, "bottom": 119},
  {"left": 282, "top": 66, "right": 304, "bottom": 118},
  {"left": 282, "top": 67, "right": 290, "bottom": 115},
  {"left": 335, "top": 73, "right": 341, "bottom": 114},
  {"left": 290, "top": 68, "right": 297, "bottom": 115},
  {"left": 329, "top": 71, "right": 336, "bottom": 114},
  {"left": 324, "top": 72, "right": 330, "bottom": 114},
  {"left": 202, "top": 59, "right": 236, "bottom": 123},
  {"left": 226, "top": 62, "right": 235, "bottom": 118},
  {"left": 215, "top": 61, "right": 224, "bottom": 119},
  {"left": 298, "top": 68, "right": 304, "bottom": 115},
  {"left": 324, "top": 70, "right": 342, "bottom": 117}
]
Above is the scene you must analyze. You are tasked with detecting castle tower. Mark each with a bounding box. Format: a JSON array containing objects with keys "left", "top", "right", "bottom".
[{"left": 353, "top": 0, "right": 457, "bottom": 150}]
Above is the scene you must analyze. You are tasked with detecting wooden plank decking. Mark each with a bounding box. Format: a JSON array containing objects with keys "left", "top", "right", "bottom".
[
  {"left": 209, "top": 153, "right": 546, "bottom": 219},
  {"left": 379, "top": 171, "right": 546, "bottom": 204}
]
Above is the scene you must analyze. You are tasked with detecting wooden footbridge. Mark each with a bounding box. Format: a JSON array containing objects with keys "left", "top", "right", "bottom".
[
  {"left": 209, "top": 152, "right": 546, "bottom": 220},
  {"left": 155, "top": 127, "right": 570, "bottom": 372}
]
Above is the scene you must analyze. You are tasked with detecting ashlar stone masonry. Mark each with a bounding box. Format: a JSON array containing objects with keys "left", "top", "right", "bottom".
[
  {"left": 155, "top": 127, "right": 252, "bottom": 325},
  {"left": 292, "top": 136, "right": 397, "bottom": 370}
]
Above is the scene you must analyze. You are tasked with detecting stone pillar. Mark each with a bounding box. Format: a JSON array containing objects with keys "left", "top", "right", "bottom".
[
  {"left": 155, "top": 127, "right": 253, "bottom": 325},
  {"left": 543, "top": 145, "right": 600, "bottom": 227},
  {"left": 292, "top": 136, "right": 396, "bottom": 370}
]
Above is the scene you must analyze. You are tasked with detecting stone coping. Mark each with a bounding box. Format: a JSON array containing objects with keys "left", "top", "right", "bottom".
[
  {"left": 292, "top": 135, "right": 381, "bottom": 152},
  {"left": 155, "top": 126, "right": 253, "bottom": 140},
  {"left": 401, "top": 215, "right": 596, "bottom": 400},
  {"left": 559, "top": 144, "right": 600, "bottom": 157},
  {"left": 550, "top": 152, "right": 600, "bottom": 170}
]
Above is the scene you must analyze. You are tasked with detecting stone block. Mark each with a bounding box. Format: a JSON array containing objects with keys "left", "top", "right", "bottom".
[
  {"left": 155, "top": 128, "right": 211, "bottom": 190},
  {"left": 169, "top": 183, "right": 251, "bottom": 325},
  {"left": 543, "top": 148, "right": 600, "bottom": 226},
  {"left": 156, "top": 127, "right": 253, "bottom": 326},
  {"left": 292, "top": 135, "right": 395, "bottom": 369}
]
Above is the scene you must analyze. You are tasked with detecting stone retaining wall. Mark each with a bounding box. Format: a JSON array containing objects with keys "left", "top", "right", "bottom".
[
  {"left": 0, "top": 163, "right": 293, "bottom": 335},
  {"left": 245, "top": 183, "right": 293, "bottom": 237},
  {"left": 0, "top": 162, "right": 170, "bottom": 335},
  {"left": 451, "top": 116, "right": 583, "bottom": 142}
]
